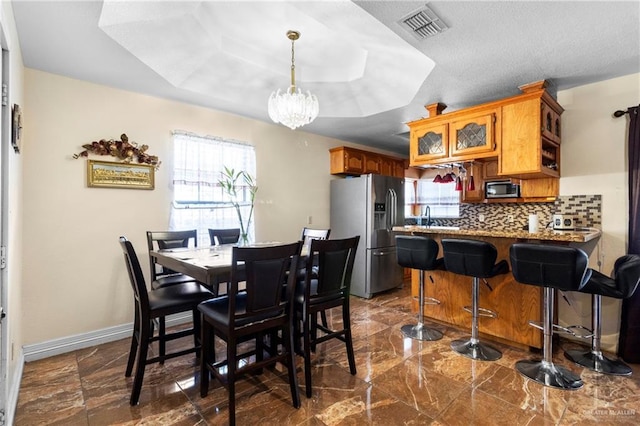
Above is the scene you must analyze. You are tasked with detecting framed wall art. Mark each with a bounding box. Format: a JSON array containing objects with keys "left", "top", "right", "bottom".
[
  {"left": 12, "top": 104, "right": 22, "bottom": 153},
  {"left": 87, "top": 159, "right": 155, "bottom": 190}
]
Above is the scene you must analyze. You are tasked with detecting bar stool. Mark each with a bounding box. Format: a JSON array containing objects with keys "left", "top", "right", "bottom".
[
  {"left": 510, "top": 243, "right": 590, "bottom": 390},
  {"left": 396, "top": 235, "right": 445, "bottom": 341},
  {"left": 441, "top": 239, "right": 509, "bottom": 361},
  {"left": 564, "top": 254, "right": 640, "bottom": 375}
]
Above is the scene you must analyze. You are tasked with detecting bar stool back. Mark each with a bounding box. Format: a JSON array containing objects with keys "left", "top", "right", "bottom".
[
  {"left": 441, "top": 238, "right": 509, "bottom": 361},
  {"left": 396, "top": 235, "right": 445, "bottom": 341},
  {"left": 565, "top": 254, "right": 640, "bottom": 375},
  {"left": 510, "top": 243, "right": 590, "bottom": 390}
]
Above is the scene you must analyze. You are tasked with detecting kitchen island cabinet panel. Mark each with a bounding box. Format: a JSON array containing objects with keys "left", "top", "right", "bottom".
[
  {"left": 413, "top": 235, "right": 542, "bottom": 349},
  {"left": 396, "top": 225, "right": 600, "bottom": 349}
]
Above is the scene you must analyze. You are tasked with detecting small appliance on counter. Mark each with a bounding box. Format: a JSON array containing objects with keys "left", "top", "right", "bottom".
[{"left": 553, "top": 214, "right": 575, "bottom": 230}]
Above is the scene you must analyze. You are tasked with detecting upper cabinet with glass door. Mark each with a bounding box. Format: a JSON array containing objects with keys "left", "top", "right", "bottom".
[
  {"left": 410, "top": 122, "right": 449, "bottom": 164},
  {"left": 449, "top": 108, "right": 499, "bottom": 158},
  {"left": 408, "top": 102, "right": 500, "bottom": 166}
]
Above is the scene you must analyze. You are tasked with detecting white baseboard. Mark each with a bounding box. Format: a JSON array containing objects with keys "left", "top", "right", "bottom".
[
  {"left": 22, "top": 313, "right": 192, "bottom": 362},
  {"left": 6, "top": 348, "right": 24, "bottom": 426}
]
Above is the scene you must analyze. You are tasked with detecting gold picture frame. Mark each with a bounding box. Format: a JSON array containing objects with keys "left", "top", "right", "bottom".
[{"left": 87, "top": 159, "right": 155, "bottom": 190}]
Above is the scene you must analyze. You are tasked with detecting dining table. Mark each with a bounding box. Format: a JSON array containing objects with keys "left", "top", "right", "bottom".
[{"left": 150, "top": 242, "right": 307, "bottom": 289}]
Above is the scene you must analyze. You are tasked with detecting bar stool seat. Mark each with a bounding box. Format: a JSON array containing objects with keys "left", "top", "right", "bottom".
[
  {"left": 510, "top": 243, "right": 591, "bottom": 390},
  {"left": 396, "top": 235, "right": 445, "bottom": 341},
  {"left": 564, "top": 254, "right": 640, "bottom": 375},
  {"left": 441, "top": 239, "right": 509, "bottom": 361}
]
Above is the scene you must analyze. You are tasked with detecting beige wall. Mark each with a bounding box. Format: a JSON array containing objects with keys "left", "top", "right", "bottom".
[
  {"left": 21, "top": 68, "right": 398, "bottom": 345},
  {"left": 557, "top": 73, "right": 640, "bottom": 348},
  {"left": 18, "top": 67, "right": 640, "bottom": 352}
]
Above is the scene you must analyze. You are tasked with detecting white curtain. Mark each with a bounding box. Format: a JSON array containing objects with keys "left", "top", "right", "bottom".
[
  {"left": 416, "top": 179, "right": 460, "bottom": 218},
  {"left": 169, "top": 131, "right": 256, "bottom": 246}
]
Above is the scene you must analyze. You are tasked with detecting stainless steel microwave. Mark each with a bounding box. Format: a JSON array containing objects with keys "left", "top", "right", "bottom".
[{"left": 485, "top": 180, "right": 520, "bottom": 199}]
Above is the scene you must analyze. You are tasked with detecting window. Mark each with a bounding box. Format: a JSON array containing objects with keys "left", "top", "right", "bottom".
[
  {"left": 170, "top": 131, "right": 256, "bottom": 246},
  {"left": 405, "top": 176, "right": 460, "bottom": 219},
  {"left": 417, "top": 179, "right": 460, "bottom": 218}
]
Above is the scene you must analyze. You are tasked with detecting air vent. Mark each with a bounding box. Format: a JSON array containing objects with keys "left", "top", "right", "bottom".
[{"left": 400, "top": 5, "right": 448, "bottom": 40}]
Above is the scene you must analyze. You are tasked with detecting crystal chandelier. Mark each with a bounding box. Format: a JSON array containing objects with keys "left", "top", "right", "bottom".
[{"left": 268, "top": 30, "right": 319, "bottom": 130}]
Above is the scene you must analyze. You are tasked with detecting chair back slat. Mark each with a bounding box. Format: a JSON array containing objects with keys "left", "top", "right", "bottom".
[
  {"left": 613, "top": 254, "right": 640, "bottom": 298},
  {"left": 229, "top": 242, "right": 301, "bottom": 323},
  {"left": 146, "top": 230, "right": 197, "bottom": 280},
  {"left": 120, "top": 237, "right": 149, "bottom": 308},
  {"left": 396, "top": 235, "right": 440, "bottom": 270},
  {"left": 209, "top": 228, "right": 241, "bottom": 246},
  {"left": 510, "top": 243, "right": 590, "bottom": 291},
  {"left": 442, "top": 239, "right": 498, "bottom": 278},
  {"left": 308, "top": 236, "right": 359, "bottom": 302}
]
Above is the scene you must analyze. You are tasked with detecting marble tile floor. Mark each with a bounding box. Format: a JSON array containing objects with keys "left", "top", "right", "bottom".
[{"left": 15, "top": 285, "right": 640, "bottom": 425}]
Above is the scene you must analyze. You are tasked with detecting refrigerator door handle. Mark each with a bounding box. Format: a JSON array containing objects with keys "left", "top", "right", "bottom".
[
  {"left": 385, "top": 189, "right": 390, "bottom": 230},
  {"left": 389, "top": 188, "right": 397, "bottom": 230}
]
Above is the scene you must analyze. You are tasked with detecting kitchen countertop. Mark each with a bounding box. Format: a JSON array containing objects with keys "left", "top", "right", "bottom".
[{"left": 394, "top": 225, "right": 601, "bottom": 243}]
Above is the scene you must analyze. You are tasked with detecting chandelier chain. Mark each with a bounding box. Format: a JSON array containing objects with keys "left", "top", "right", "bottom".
[{"left": 290, "top": 36, "right": 296, "bottom": 88}]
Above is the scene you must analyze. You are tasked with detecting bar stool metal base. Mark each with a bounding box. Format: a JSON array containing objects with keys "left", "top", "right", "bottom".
[
  {"left": 564, "top": 349, "right": 632, "bottom": 376},
  {"left": 515, "top": 359, "right": 583, "bottom": 390},
  {"left": 401, "top": 324, "right": 443, "bottom": 341},
  {"left": 451, "top": 338, "right": 502, "bottom": 361}
]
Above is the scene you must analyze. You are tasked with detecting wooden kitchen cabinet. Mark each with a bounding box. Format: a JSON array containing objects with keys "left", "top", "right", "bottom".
[
  {"left": 408, "top": 81, "right": 562, "bottom": 197},
  {"left": 330, "top": 146, "right": 406, "bottom": 178},
  {"left": 449, "top": 109, "right": 499, "bottom": 158},
  {"left": 461, "top": 162, "right": 485, "bottom": 203},
  {"left": 410, "top": 122, "right": 449, "bottom": 165},
  {"left": 500, "top": 81, "right": 562, "bottom": 179},
  {"left": 483, "top": 159, "right": 500, "bottom": 180},
  {"left": 520, "top": 177, "right": 559, "bottom": 201}
]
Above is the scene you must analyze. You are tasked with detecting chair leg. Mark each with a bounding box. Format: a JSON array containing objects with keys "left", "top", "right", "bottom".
[
  {"left": 159, "top": 317, "right": 166, "bottom": 364},
  {"left": 130, "top": 314, "right": 151, "bottom": 405},
  {"left": 200, "top": 319, "right": 212, "bottom": 398},
  {"left": 564, "top": 294, "right": 632, "bottom": 375},
  {"left": 192, "top": 309, "right": 201, "bottom": 358},
  {"left": 125, "top": 305, "right": 140, "bottom": 377},
  {"left": 284, "top": 322, "right": 301, "bottom": 408},
  {"left": 516, "top": 287, "right": 583, "bottom": 389},
  {"left": 320, "top": 310, "right": 328, "bottom": 328},
  {"left": 401, "top": 269, "right": 443, "bottom": 341},
  {"left": 227, "top": 334, "right": 237, "bottom": 426},
  {"left": 450, "top": 277, "right": 501, "bottom": 361},
  {"left": 303, "top": 312, "right": 313, "bottom": 398},
  {"left": 342, "top": 302, "right": 357, "bottom": 375}
]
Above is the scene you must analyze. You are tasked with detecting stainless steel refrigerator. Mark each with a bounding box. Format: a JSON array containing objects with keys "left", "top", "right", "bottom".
[{"left": 330, "top": 174, "right": 405, "bottom": 298}]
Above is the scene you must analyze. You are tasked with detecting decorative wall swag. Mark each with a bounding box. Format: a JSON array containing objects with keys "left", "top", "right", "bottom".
[{"left": 72, "top": 133, "right": 161, "bottom": 169}]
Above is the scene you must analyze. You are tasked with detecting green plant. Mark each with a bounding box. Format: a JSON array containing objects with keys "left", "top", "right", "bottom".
[{"left": 218, "top": 166, "right": 258, "bottom": 244}]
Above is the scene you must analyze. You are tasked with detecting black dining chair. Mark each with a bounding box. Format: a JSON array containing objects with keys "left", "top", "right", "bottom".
[
  {"left": 208, "top": 228, "right": 241, "bottom": 246},
  {"left": 294, "top": 236, "right": 359, "bottom": 398},
  {"left": 146, "top": 230, "right": 198, "bottom": 290},
  {"left": 119, "top": 236, "right": 213, "bottom": 405},
  {"left": 198, "top": 241, "right": 302, "bottom": 426},
  {"left": 207, "top": 228, "right": 243, "bottom": 296}
]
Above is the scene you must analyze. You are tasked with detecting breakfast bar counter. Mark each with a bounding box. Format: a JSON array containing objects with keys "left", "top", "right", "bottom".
[
  {"left": 395, "top": 225, "right": 601, "bottom": 243},
  {"left": 392, "top": 225, "right": 601, "bottom": 349}
]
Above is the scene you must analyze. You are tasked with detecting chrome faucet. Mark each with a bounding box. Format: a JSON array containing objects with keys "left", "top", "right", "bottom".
[{"left": 424, "top": 206, "right": 432, "bottom": 227}]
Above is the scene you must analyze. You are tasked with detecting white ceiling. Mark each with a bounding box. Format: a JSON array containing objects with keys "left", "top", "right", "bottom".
[{"left": 11, "top": 1, "right": 640, "bottom": 155}]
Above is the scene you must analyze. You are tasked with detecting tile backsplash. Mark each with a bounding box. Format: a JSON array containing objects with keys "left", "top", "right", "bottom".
[{"left": 407, "top": 195, "right": 601, "bottom": 231}]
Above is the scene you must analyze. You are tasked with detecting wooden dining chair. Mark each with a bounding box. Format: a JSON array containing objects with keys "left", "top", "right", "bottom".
[
  {"left": 146, "top": 230, "right": 198, "bottom": 290},
  {"left": 119, "top": 236, "right": 213, "bottom": 405},
  {"left": 208, "top": 228, "right": 241, "bottom": 246},
  {"left": 198, "top": 241, "right": 302, "bottom": 426},
  {"left": 294, "top": 236, "right": 359, "bottom": 398}
]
